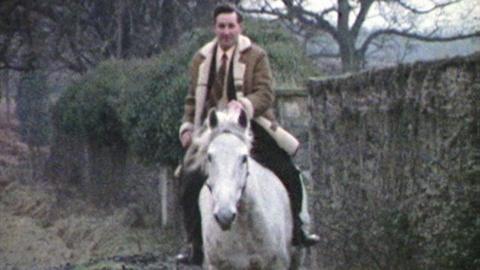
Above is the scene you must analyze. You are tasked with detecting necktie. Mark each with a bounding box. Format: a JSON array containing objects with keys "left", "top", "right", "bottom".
[{"left": 217, "top": 53, "right": 227, "bottom": 86}]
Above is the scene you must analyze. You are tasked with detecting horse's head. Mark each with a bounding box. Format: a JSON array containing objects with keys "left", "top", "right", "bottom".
[{"left": 205, "top": 108, "right": 252, "bottom": 231}]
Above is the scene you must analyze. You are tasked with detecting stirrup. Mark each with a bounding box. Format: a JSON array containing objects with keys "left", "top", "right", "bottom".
[
  {"left": 293, "top": 229, "right": 320, "bottom": 247},
  {"left": 301, "top": 232, "right": 320, "bottom": 247},
  {"left": 175, "top": 245, "right": 203, "bottom": 266}
]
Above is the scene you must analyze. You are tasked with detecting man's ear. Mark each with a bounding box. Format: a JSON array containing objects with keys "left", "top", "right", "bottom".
[{"left": 208, "top": 109, "right": 218, "bottom": 129}]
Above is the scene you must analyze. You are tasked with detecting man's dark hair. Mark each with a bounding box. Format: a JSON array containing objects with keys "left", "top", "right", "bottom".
[{"left": 213, "top": 3, "right": 243, "bottom": 23}]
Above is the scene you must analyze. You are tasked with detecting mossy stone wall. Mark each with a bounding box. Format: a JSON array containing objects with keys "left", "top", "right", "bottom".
[{"left": 307, "top": 53, "right": 480, "bottom": 269}]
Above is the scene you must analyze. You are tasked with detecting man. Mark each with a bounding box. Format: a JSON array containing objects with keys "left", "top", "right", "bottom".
[{"left": 177, "top": 4, "right": 319, "bottom": 265}]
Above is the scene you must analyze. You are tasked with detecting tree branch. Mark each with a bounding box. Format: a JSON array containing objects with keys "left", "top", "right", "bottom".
[
  {"left": 360, "top": 28, "right": 480, "bottom": 56},
  {"left": 351, "top": 0, "right": 375, "bottom": 39},
  {"left": 319, "top": 6, "right": 337, "bottom": 18},
  {"left": 395, "top": 0, "right": 462, "bottom": 15},
  {"left": 242, "top": 1, "right": 339, "bottom": 39}
]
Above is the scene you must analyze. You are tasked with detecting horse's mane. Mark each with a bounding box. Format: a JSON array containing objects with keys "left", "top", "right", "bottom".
[{"left": 183, "top": 109, "right": 253, "bottom": 173}]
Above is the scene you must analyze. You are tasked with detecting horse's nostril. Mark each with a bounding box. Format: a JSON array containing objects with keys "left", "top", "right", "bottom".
[{"left": 214, "top": 210, "right": 236, "bottom": 231}]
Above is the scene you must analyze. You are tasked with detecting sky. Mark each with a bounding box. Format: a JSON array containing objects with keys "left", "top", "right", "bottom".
[
  {"left": 249, "top": 0, "right": 480, "bottom": 33},
  {"left": 243, "top": 0, "right": 479, "bottom": 63}
]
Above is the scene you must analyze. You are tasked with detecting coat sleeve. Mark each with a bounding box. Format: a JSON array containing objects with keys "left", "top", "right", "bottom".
[
  {"left": 179, "top": 54, "right": 201, "bottom": 137},
  {"left": 241, "top": 51, "right": 274, "bottom": 118}
]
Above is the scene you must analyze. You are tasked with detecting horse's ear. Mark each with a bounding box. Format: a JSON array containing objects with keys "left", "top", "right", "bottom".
[
  {"left": 238, "top": 109, "right": 248, "bottom": 129},
  {"left": 208, "top": 109, "right": 218, "bottom": 129}
]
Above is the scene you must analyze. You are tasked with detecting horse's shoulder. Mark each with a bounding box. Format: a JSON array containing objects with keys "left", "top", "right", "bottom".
[
  {"left": 249, "top": 158, "right": 276, "bottom": 179},
  {"left": 249, "top": 159, "right": 289, "bottom": 198}
]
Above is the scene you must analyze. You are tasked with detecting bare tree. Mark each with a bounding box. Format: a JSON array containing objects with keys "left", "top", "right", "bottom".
[
  {"left": 0, "top": 0, "right": 243, "bottom": 74},
  {"left": 241, "top": 0, "right": 480, "bottom": 72},
  {"left": 0, "top": 1, "right": 42, "bottom": 72}
]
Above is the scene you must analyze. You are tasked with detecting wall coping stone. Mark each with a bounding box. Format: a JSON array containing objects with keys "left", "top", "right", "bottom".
[
  {"left": 275, "top": 87, "right": 307, "bottom": 97},
  {"left": 307, "top": 51, "right": 480, "bottom": 96}
]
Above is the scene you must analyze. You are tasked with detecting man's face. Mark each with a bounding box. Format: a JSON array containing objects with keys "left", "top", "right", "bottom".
[{"left": 214, "top": 12, "right": 242, "bottom": 50}]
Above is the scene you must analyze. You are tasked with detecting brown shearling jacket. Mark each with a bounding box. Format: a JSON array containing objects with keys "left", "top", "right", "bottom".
[{"left": 179, "top": 35, "right": 299, "bottom": 155}]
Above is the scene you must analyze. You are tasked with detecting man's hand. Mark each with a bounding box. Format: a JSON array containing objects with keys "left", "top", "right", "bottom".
[
  {"left": 180, "top": 130, "right": 192, "bottom": 149},
  {"left": 228, "top": 100, "right": 244, "bottom": 112}
]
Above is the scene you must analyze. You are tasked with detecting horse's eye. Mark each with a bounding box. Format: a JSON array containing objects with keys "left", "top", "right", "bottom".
[
  {"left": 242, "top": 155, "right": 247, "bottom": 164},
  {"left": 207, "top": 154, "right": 212, "bottom": 162}
]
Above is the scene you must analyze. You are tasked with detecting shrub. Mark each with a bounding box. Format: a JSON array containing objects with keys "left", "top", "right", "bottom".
[
  {"left": 56, "top": 61, "right": 127, "bottom": 147},
  {"left": 120, "top": 54, "right": 188, "bottom": 166}
]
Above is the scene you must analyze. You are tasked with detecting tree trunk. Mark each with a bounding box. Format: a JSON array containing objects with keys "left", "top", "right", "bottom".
[
  {"left": 159, "top": 0, "right": 178, "bottom": 48},
  {"left": 338, "top": 38, "right": 361, "bottom": 72},
  {"left": 116, "top": 0, "right": 130, "bottom": 59},
  {"left": 337, "top": 0, "right": 362, "bottom": 72},
  {"left": 1, "top": 71, "right": 11, "bottom": 124}
]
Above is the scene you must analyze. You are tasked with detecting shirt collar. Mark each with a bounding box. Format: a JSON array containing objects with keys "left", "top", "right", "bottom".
[{"left": 217, "top": 46, "right": 235, "bottom": 62}]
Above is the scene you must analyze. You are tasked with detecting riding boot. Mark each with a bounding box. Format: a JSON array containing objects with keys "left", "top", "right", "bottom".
[
  {"left": 175, "top": 166, "right": 206, "bottom": 266},
  {"left": 290, "top": 171, "right": 320, "bottom": 247}
]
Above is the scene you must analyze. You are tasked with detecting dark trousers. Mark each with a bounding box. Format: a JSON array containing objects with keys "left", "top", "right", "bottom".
[{"left": 180, "top": 121, "right": 303, "bottom": 249}]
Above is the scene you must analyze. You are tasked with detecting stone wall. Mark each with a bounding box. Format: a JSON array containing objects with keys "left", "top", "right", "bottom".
[
  {"left": 307, "top": 53, "right": 480, "bottom": 269},
  {"left": 275, "top": 88, "right": 310, "bottom": 170}
]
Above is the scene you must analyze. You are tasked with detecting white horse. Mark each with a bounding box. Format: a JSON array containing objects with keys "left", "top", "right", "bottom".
[{"left": 198, "top": 108, "right": 301, "bottom": 270}]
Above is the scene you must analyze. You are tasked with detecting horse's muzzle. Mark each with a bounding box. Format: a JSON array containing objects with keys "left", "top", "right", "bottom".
[{"left": 214, "top": 210, "right": 236, "bottom": 231}]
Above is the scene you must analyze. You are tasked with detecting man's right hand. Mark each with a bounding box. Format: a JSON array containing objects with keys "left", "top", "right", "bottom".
[{"left": 180, "top": 130, "right": 192, "bottom": 149}]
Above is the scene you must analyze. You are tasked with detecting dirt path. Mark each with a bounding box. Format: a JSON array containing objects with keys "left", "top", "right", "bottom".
[
  {"left": 0, "top": 100, "right": 188, "bottom": 269},
  {"left": 0, "top": 175, "right": 190, "bottom": 270}
]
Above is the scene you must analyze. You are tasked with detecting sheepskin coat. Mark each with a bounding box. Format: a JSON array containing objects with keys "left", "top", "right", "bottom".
[{"left": 179, "top": 35, "right": 299, "bottom": 155}]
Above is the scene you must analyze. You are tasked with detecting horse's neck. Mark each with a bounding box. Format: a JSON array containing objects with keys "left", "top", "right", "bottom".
[{"left": 239, "top": 159, "right": 282, "bottom": 221}]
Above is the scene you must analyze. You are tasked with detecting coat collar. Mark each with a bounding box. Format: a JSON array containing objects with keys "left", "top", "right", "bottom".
[
  {"left": 193, "top": 35, "right": 249, "bottom": 130},
  {"left": 199, "top": 35, "right": 252, "bottom": 57}
]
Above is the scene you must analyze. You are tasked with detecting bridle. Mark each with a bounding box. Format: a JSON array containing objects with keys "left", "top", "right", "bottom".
[{"left": 205, "top": 129, "right": 250, "bottom": 199}]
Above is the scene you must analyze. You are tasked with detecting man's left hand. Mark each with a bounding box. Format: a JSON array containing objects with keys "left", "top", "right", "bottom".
[{"left": 228, "top": 100, "right": 244, "bottom": 112}]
